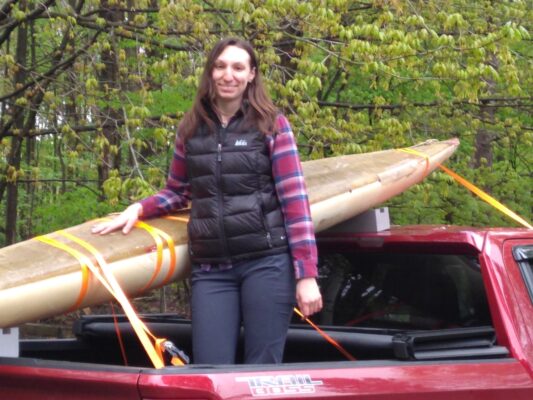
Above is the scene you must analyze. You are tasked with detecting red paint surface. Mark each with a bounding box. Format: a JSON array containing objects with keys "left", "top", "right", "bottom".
[{"left": 2, "top": 225, "right": 533, "bottom": 399}]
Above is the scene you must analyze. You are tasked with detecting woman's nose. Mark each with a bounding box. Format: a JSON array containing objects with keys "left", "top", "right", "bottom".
[{"left": 222, "top": 68, "right": 233, "bottom": 80}]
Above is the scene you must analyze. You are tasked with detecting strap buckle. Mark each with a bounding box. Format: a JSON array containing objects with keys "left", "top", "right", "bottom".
[{"left": 162, "top": 340, "right": 190, "bottom": 365}]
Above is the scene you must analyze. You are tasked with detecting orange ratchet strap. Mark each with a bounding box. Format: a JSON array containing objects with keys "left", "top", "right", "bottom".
[
  {"left": 35, "top": 235, "right": 93, "bottom": 312},
  {"left": 133, "top": 220, "right": 176, "bottom": 290},
  {"left": 36, "top": 230, "right": 185, "bottom": 368},
  {"left": 57, "top": 229, "right": 182, "bottom": 368},
  {"left": 110, "top": 302, "right": 129, "bottom": 366},
  {"left": 96, "top": 218, "right": 177, "bottom": 290},
  {"left": 399, "top": 148, "right": 533, "bottom": 229},
  {"left": 135, "top": 221, "right": 177, "bottom": 285},
  {"left": 163, "top": 215, "right": 189, "bottom": 223},
  {"left": 294, "top": 307, "right": 356, "bottom": 361}
]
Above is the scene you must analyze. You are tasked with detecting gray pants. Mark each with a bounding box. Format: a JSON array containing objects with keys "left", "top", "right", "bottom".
[{"left": 191, "top": 252, "right": 296, "bottom": 364}]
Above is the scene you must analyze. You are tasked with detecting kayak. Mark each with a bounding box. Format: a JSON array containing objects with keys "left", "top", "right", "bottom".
[{"left": 0, "top": 138, "right": 459, "bottom": 328}]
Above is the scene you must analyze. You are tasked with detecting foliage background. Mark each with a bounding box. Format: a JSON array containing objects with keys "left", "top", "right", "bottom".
[{"left": 1, "top": 0, "right": 531, "bottom": 247}]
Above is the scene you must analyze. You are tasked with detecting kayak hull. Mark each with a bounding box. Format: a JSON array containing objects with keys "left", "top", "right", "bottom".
[{"left": 0, "top": 139, "right": 459, "bottom": 327}]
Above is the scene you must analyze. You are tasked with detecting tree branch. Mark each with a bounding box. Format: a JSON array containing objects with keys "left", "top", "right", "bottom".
[
  {"left": 0, "top": 0, "right": 56, "bottom": 46},
  {"left": 121, "top": 106, "right": 144, "bottom": 180},
  {"left": 0, "top": 0, "right": 18, "bottom": 24},
  {"left": 15, "top": 179, "right": 102, "bottom": 197},
  {"left": 76, "top": 19, "right": 191, "bottom": 51},
  {"left": 2, "top": 93, "right": 532, "bottom": 138},
  {"left": 2, "top": 113, "right": 180, "bottom": 138},
  {"left": 0, "top": 31, "right": 101, "bottom": 104},
  {"left": 318, "top": 98, "right": 533, "bottom": 111}
]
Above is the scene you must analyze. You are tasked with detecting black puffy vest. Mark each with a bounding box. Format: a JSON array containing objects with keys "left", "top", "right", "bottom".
[{"left": 185, "top": 113, "right": 288, "bottom": 264}]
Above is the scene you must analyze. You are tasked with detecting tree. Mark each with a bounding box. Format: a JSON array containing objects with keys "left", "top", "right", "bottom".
[{"left": 0, "top": 0, "right": 531, "bottom": 246}]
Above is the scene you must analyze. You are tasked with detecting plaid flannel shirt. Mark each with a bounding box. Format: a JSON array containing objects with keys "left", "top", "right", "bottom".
[{"left": 140, "top": 114, "right": 317, "bottom": 279}]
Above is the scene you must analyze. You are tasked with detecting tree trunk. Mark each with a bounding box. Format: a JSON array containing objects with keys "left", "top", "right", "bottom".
[
  {"left": 472, "top": 111, "right": 494, "bottom": 168},
  {"left": 471, "top": 41, "right": 499, "bottom": 169},
  {"left": 97, "top": 1, "right": 122, "bottom": 188},
  {"left": 22, "top": 19, "right": 38, "bottom": 239},
  {"left": 5, "top": 16, "right": 28, "bottom": 245}
]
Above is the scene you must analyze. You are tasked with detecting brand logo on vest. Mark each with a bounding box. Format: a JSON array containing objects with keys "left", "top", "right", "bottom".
[{"left": 234, "top": 139, "right": 248, "bottom": 147}]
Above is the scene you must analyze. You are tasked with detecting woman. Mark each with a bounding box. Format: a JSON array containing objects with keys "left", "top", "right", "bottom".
[{"left": 93, "top": 38, "right": 322, "bottom": 364}]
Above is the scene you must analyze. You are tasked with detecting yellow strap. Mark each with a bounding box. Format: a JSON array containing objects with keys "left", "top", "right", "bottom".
[
  {"left": 93, "top": 217, "right": 166, "bottom": 293},
  {"left": 400, "top": 147, "right": 430, "bottom": 175},
  {"left": 135, "top": 221, "right": 177, "bottom": 285},
  {"left": 133, "top": 221, "right": 165, "bottom": 292},
  {"left": 95, "top": 218, "right": 177, "bottom": 290},
  {"left": 438, "top": 164, "right": 532, "bottom": 229},
  {"left": 35, "top": 235, "right": 94, "bottom": 311},
  {"left": 92, "top": 217, "right": 186, "bottom": 365},
  {"left": 164, "top": 215, "right": 189, "bottom": 223},
  {"left": 399, "top": 148, "right": 533, "bottom": 229},
  {"left": 56, "top": 230, "right": 168, "bottom": 369}
]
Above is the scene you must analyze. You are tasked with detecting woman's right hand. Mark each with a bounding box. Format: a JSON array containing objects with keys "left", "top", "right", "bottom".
[{"left": 91, "top": 203, "right": 143, "bottom": 235}]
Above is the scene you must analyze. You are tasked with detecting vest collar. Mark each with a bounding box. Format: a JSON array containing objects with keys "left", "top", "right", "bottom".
[{"left": 202, "top": 98, "right": 249, "bottom": 128}]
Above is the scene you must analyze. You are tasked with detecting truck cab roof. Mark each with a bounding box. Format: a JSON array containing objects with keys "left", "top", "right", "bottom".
[{"left": 319, "top": 224, "right": 533, "bottom": 255}]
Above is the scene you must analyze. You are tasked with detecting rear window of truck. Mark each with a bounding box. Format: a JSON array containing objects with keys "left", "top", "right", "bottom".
[
  {"left": 285, "top": 249, "right": 506, "bottom": 362},
  {"left": 305, "top": 252, "right": 492, "bottom": 330}
]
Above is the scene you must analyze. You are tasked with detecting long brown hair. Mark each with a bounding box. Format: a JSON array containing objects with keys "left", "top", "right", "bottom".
[{"left": 178, "top": 38, "right": 278, "bottom": 140}]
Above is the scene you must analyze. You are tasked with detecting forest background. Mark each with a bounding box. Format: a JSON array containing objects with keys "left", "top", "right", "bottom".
[
  {"left": 0, "top": 1, "right": 532, "bottom": 324},
  {"left": 1, "top": 0, "right": 532, "bottom": 247}
]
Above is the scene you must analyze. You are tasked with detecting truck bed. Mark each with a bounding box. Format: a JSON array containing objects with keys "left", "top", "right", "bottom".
[
  {"left": 18, "top": 313, "right": 507, "bottom": 367},
  {"left": 2, "top": 224, "right": 533, "bottom": 399}
]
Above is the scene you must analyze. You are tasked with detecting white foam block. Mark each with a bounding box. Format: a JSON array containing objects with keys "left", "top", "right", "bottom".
[
  {"left": 325, "top": 207, "right": 391, "bottom": 233},
  {"left": 0, "top": 327, "right": 19, "bottom": 357}
]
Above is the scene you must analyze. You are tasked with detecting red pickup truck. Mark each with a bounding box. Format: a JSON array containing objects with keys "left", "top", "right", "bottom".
[{"left": 1, "top": 224, "right": 533, "bottom": 399}]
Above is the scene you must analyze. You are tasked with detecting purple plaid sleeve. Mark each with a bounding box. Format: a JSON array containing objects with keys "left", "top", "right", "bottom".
[
  {"left": 139, "top": 134, "right": 190, "bottom": 217},
  {"left": 270, "top": 114, "right": 318, "bottom": 279}
]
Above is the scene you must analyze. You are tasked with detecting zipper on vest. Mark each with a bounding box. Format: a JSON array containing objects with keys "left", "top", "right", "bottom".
[
  {"left": 266, "top": 232, "right": 273, "bottom": 248},
  {"left": 257, "top": 191, "right": 274, "bottom": 249},
  {"left": 216, "top": 128, "right": 230, "bottom": 260}
]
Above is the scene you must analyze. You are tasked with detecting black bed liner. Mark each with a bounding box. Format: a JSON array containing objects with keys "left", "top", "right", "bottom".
[{"left": 19, "top": 314, "right": 508, "bottom": 367}]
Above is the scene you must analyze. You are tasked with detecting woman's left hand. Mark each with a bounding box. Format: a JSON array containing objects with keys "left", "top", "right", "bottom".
[{"left": 296, "top": 277, "right": 323, "bottom": 318}]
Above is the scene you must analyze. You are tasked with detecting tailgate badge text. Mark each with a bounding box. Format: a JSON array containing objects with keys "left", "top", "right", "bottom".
[{"left": 235, "top": 374, "right": 323, "bottom": 396}]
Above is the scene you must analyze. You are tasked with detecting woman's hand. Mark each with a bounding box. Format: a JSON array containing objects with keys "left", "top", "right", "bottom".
[
  {"left": 91, "top": 203, "right": 143, "bottom": 235},
  {"left": 296, "top": 277, "right": 323, "bottom": 318}
]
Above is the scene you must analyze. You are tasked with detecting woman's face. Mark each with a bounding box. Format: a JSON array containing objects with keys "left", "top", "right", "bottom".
[{"left": 211, "top": 45, "right": 256, "bottom": 105}]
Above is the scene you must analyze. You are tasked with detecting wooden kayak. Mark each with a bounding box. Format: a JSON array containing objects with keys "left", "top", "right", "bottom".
[{"left": 0, "top": 138, "right": 459, "bottom": 328}]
